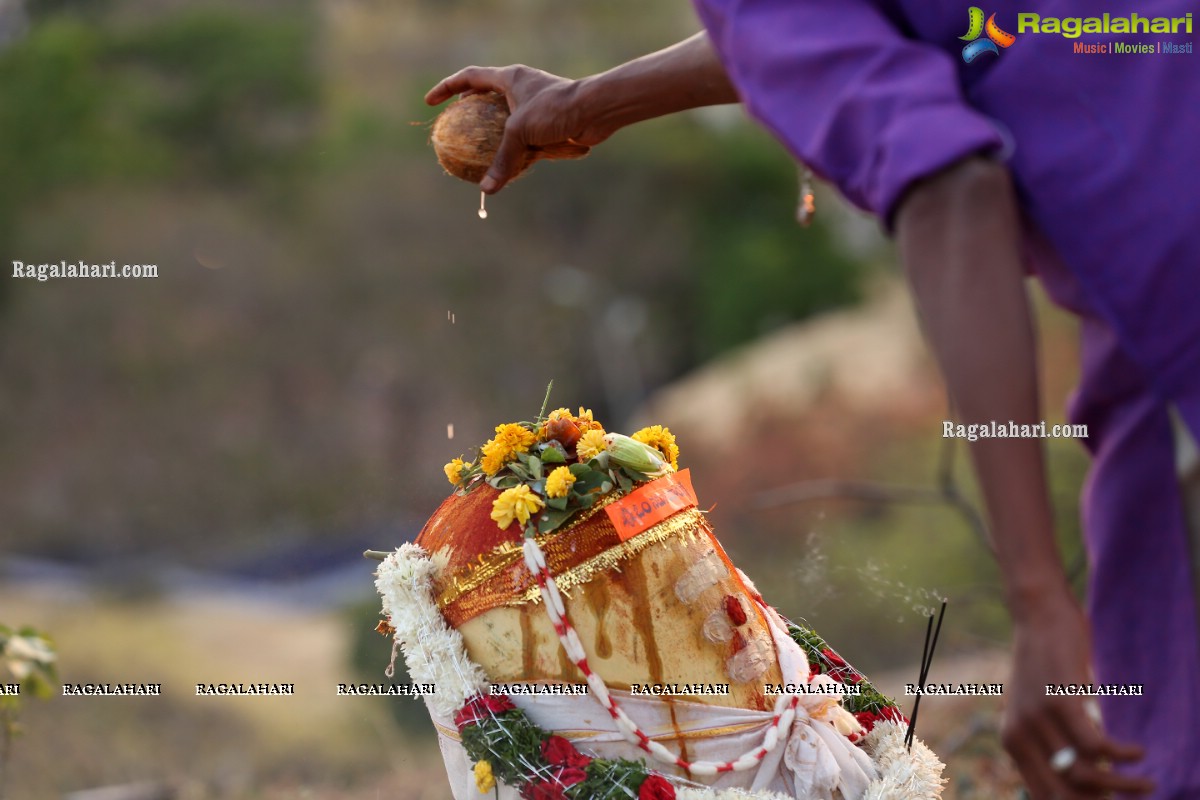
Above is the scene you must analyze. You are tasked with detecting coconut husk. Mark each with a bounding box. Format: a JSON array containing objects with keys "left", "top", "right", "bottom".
[{"left": 429, "top": 92, "right": 590, "bottom": 184}]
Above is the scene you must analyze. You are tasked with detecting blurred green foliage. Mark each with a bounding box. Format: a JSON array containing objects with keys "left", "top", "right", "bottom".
[
  {"left": 679, "top": 133, "right": 862, "bottom": 358},
  {"left": 0, "top": 6, "right": 316, "bottom": 281},
  {"left": 346, "top": 600, "right": 433, "bottom": 735},
  {"left": 0, "top": 1, "right": 870, "bottom": 559}
]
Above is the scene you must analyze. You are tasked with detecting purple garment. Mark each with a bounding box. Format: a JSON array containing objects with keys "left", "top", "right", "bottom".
[{"left": 691, "top": 0, "right": 1200, "bottom": 794}]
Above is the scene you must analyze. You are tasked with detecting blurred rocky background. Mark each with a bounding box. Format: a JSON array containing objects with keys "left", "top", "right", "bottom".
[{"left": 0, "top": 0, "right": 1088, "bottom": 797}]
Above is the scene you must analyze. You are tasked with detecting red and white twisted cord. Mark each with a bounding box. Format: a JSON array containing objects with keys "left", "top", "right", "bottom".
[{"left": 522, "top": 537, "right": 798, "bottom": 777}]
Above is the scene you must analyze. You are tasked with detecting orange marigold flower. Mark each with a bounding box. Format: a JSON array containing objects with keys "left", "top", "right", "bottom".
[
  {"left": 576, "top": 407, "right": 604, "bottom": 432},
  {"left": 480, "top": 423, "right": 537, "bottom": 475}
]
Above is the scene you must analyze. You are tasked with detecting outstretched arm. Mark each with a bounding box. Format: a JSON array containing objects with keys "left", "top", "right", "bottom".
[
  {"left": 425, "top": 32, "right": 738, "bottom": 193},
  {"left": 895, "top": 157, "right": 1154, "bottom": 799}
]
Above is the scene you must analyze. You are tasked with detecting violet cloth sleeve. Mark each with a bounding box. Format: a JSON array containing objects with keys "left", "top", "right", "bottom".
[{"left": 693, "top": 0, "right": 1003, "bottom": 223}]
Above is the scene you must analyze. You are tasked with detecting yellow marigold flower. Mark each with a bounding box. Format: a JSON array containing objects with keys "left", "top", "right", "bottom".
[
  {"left": 473, "top": 759, "right": 495, "bottom": 793},
  {"left": 547, "top": 408, "right": 572, "bottom": 421},
  {"left": 480, "top": 444, "right": 508, "bottom": 476},
  {"left": 576, "top": 428, "right": 608, "bottom": 461},
  {"left": 495, "top": 422, "right": 537, "bottom": 452},
  {"left": 480, "top": 423, "right": 537, "bottom": 475},
  {"left": 576, "top": 407, "right": 603, "bottom": 432},
  {"left": 443, "top": 458, "right": 469, "bottom": 486},
  {"left": 632, "top": 425, "right": 680, "bottom": 470},
  {"left": 490, "top": 484, "right": 545, "bottom": 530},
  {"left": 545, "top": 466, "right": 576, "bottom": 499}
]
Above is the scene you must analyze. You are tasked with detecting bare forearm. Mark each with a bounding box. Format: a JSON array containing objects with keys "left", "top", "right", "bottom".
[
  {"left": 895, "top": 158, "right": 1073, "bottom": 620},
  {"left": 575, "top": 32, "right": 738, "bottom": 140}
]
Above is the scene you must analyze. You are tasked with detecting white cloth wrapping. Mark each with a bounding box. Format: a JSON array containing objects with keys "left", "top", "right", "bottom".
[{"left": 425, "top": 600, "right": 878, "bottom": 799}]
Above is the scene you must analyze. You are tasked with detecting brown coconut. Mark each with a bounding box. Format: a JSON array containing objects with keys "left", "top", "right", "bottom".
[{"left": 430, "top": 92, "right": 590, "bottom": 184}]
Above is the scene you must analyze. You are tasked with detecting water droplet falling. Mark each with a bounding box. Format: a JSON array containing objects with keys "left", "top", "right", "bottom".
[{"left": 478, "top": 191, "right": 488, "bottom": 219}]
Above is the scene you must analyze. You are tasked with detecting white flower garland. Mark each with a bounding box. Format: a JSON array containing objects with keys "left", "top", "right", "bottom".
[
  {"left": 374, "top": 544, "right": 944, "bottom": 799},
  {"left": 860, "top": 722, "right": 946, "bottom": 800},
  {"left": 374, "top": 542, "right": 488, "bottom": 719}
]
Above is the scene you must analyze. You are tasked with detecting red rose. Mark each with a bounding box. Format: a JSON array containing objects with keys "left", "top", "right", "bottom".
[
  {"left": 520, "top": 768, "right": 587, "bottom": 800},
  {"left": 638, "top": 774, "right": 676, "bottom": 800},
  {"left": 521, "top": 780, "right": 566, "bottom": 800},
  {"left": 828, "top": 667, "right": 862, "bottom": 684},
  {"left": 454, "top": 693, "right": 516, "bottom": 730},
  {"left": 541, "top": 735, "right": 592, "bottom": 769},
  {"left": 808, "top": 662, "right": 820, "bottom": 679},
  {"left": 820, "top": 647, "right": 847, "bottom": 669},
  {"left": 853, "top": 711, "right": 880, "bottom": 734},
  {"left": 554, "top": 767, "right": 588, "bottom": 787},
  {"left": 880, "top": 705, "right": 908, "bottom": 724}
]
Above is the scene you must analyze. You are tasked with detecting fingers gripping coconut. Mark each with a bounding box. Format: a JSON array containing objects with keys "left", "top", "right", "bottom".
[{"left": 430, "top": 92, "right": 590, "bottom": 185}]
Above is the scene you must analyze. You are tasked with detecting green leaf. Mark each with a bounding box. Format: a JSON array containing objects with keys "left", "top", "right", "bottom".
[
  {"left": 573, "top": 471, "right": 609, "bottom": 493},
  {"left": 487, "top": 474, "right": 521, "bottom": 490},
  {"left": 537, "top": 508, "right": 576, "bottom": 534},
  {"left": 568, "top": 462, "right": 592, "bottom": 477},
  {"left": 546, "top": 495, "right": 569, "bottom": 511},
  {"left": 528, "top": 456, "right": 543, "bottom": 480},
  {"left": 540, "top": 442, "right": 567, "bottom": 463},
  {"left": 622, "top": 468, "right": 651, "bottom": 484},
  {"left": 615, "top": 472, "right": 632, "bottom": 493}
]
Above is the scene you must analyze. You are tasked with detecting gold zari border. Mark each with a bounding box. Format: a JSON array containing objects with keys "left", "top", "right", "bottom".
[
  {"left": 434, "top": 492, "right": 623, "bottom": 608},
  {"left": 518, "top": 510, "right": 707, "bottom": 603},
  {"left": 434, "top": 501, "right": 708, "bottom": 618}
]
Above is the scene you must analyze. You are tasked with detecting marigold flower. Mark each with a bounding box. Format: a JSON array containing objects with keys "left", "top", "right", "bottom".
[
  {"left": 480, "top": 423, "right": 537, "bottom": 475},
  {"left": 473, "top": 759, "right": 496, "bottom": 793},
  {"left": 545, "top": 466, "right": 576, "bottom": 499},
  {"left": 480, "top": 447, "right": 508, "bottom": 476},
  {"left": 490, "top": 484, "right": 545, "bottom": 530},
  {"left": 495, "top": 422, "right": 537, "bottom": 451},
  {"left": 576, "top": 428, "right": 608, "bottom": 461},
  {"left": 575, "top": 407, "right": 604, "bottom": 432},
  {"left": 632, "top": 425, "right": 679, "bottom": 470},
  {"left": 444, "top": 457, "right": 469, "bottom": 486}
]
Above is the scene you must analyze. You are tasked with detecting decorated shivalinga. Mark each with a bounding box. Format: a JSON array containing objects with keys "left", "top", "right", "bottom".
[{"left": 371, "top": 403, "right": 945, "bottom": 799}]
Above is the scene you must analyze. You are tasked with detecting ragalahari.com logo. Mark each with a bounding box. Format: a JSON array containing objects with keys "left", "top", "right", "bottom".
[{"left": 960, "top": 7, "right": 1017, "bottom": 62}]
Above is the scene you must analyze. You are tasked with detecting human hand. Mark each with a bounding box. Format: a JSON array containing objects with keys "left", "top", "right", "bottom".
[
  {"left": 426, "top": 65, "right": 609, "bottom": 194},
  {"left": 1003, "top": 592, "right": 1154, "bottom": 799}
]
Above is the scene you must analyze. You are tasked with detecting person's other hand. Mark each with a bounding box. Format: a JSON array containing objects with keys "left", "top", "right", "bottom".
[
  {"left": 1003, "top": 591, "right": 1154, "bottom": 799},
  {"left": 426, "top": 66, "right": 608, "bottom": 194}
]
